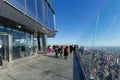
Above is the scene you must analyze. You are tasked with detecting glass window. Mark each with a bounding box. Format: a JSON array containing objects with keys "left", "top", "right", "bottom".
[
  {"left": 0, "top": 25, "right": 11, "bottom": 34},
  {"left": 43, "top": 0, "right": 48, "bottom": 27},
  {"left": 48, "top": 8, "right": 51, "bottom": 29},
  {"left": 31, "top": 34, "right": 34, "bottom": 55},
  {"left": 13, "top": 30, "right": 21, "bottom": 59},
  {"left": 13, "top": 29, "right": 34, "bottom": 59},
  {"left": 26, "top": 0, "right": 36, "bottom": 20},
  {"left": 33, "top": 38, "right": 38, "bottom": 54},
  {"left": 48, "top": 7, "right": 54, "bottom": 30},
  {"left": 25, "top": 33, "right": 32, "bottom": 56},
  {"left": 37, "top": 0, "right": 43, "bottom": 24},
  {"left": 7, "top": 0, "right": 25, "bottom": 12},
  {"left": 48, "top": 0, "right": 54, "bottom": 10},
  {"left": 19, "top": 31, "right": 25, "bottom": 58}
]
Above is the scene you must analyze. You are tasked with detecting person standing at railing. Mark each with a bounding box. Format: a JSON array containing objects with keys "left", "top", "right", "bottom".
[
  {"left": 58, "top": 46, "right": 62, "bottom": 57},
  {"left": 69, "top": 45, "right": 74, "bottom": 54},
  {"left": 60, "top": 45, "right": 64, "bottom": 57},
  {"left": 79, "top": 46, "right": 84, "bottom": 55},
  {"left": 55, "top": 45, "right": 58, "bottom": 58},
  {"left": 64, "top": 46, "right": 69, "bottom": 59}
]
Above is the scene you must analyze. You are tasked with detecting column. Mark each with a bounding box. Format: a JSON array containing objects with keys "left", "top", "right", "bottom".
[
  {"left": 41, "top": 33, "right": 47, "bottom": 54},
  {"left": 8, "top": 34, "right": 13, "bottom": 62},
  {"left": 37, "top": 31, "right": 41, "bottom": 51}
]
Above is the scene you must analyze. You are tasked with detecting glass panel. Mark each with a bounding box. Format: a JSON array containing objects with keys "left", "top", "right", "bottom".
[
  {"left": 48, "top": 0, "right": 54, "bottom": 10},
  {"left": 13, "top": 30, "right": 34, "bottom": 59},
  {"left": 26, "top": 0, "right": 36, "bottom": 20},
  {"left": 4, "top": 35, "right": 9, "bottom": 61},
  {"left": 78, "top": 19, "right": 97, "bottom": 48},
  {"left": 25, "top": 33, "right": 32, "bottom": 56},
  {"left": 37, "top": 0, "right": 43, "bottom": 24},
  {"left": 0, "top": 35, "right": 9, "bottom": 61},
  {"left": 77, "top": 0, "right": 120, "bottom": 79},
  {"left": 13, "top": 30, "right": 20, "bottom": 59},
  {"left": 33, "top": 38, "right": 37, "bottom": 54},
  {"left": 0, "top": 26, "right": 11, "bottom": 61},
  {"left": 94, "top": 0, "right": 120, "bottom": 47},
  {"left": 19, "top": 31, "right": 25, "bottom": 58},
  {"left": 48, "top": 8, "right": 54, "bottom": 30},
  {"left": 7, "top": 0, "right": 25, "bottom": 12},
  {"left": 0, "top": 27, "right": 11, "bottom": 34},
  {"left": 31, "top": 34, "right": 34, "bottom": 55},
  {"left": 0, "top": 36, "right": 4, "bottom": 58},
  {"left": 50, "top": 10, "right": 54, "bottom": 30},
  {"left": 48, "top": 7, "right": 50, "bottom": 29},
  {"left": 43, "top": 0, "right": 48, "bottom": 27}
]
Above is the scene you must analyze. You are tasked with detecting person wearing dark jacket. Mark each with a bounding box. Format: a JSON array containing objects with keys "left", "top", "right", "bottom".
[
  {"left": 64, "top": 46, "right": 69, "bottom": 59},
  {"left": 55, "top": 46, "right": 58, "bottom": 58},
  {"left": 69, "top": 45, "right": 73, "bottom": 54}
]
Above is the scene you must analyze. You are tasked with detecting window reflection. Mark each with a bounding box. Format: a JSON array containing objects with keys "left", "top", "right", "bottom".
[
  {"left": 43, "top": 0, "right": 48, "bottom": 27},
  {"left": 26, "top": 0, "right": 36, "bottom": 20},
  {"left": 49, "top": 9, "right": 54, "bottom": 30},
  {"left": 25, "top": 33, "right": 32, "bottom": 56},
  {"left": 6, "top": 0, "right": 55, "bottom": 31},
  {"left": 37, "top": 0, "right": 43, "bottom": 24},
  {"left": 12, "top": 29, "right": 34, "bottom": 59},
  {"left": 13, "top": 30, "right": 21, "bottom": 59},
  {"left": 33, "top": 38, "right": 38, "bottom": 54},
  {"left": 48, "top": 0, "right": 54, "bottom": 10},
  {"left": 19, "top": 31, "right": 25, "bottom": 58},
  {"left": 7, "top": 0, "right": 25, "bottom": 12}
]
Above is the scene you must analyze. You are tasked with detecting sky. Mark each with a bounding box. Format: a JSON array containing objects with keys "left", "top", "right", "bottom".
[
  {"left": 48, "top": 0, "right": 109, "bottom": 45},
  {"left": 77, "top": 0, "right": 120, "bottom": 47}
]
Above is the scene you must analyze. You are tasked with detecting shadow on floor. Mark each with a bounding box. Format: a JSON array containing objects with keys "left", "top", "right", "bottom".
[
  {"left": 45, "top": 54, "right": 65, "bottom": 59},
  {"left": 46, "top": 55, "right": 56, "bottom": 58}
]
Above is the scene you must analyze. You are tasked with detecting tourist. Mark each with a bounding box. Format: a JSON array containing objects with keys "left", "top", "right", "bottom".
[{"left": 64, "top": 46, "right": 69, "bottom": 59}]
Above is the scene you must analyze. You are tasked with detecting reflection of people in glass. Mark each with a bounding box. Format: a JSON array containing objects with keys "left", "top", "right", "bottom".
[
  {"left": 0, "top": 54, "right": 3, "bottom": 68},
  {"left": 21, "top": 45, "right": 25, "bottom": 51},
  {"left": 21, "top": 44, "right": 25, "bottom": 57},
  {"left": 0, "top": 45, "right": 2, "bottom": 57},
  {"left": 79, "top": 46, "right": 84, "bottom": 55}
]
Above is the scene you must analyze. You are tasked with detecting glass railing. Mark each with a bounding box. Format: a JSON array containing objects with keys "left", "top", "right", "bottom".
[
  {"left": 77, "top": 0, "right": 120, "bottom": 80},
  {"left": 73, "top": 48, "right": 87, "bottom": 80}
]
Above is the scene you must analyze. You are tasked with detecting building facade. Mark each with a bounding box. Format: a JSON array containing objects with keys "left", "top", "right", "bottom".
[{"left": 0, "top": 0, "right": 56, "bottom": 62}]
